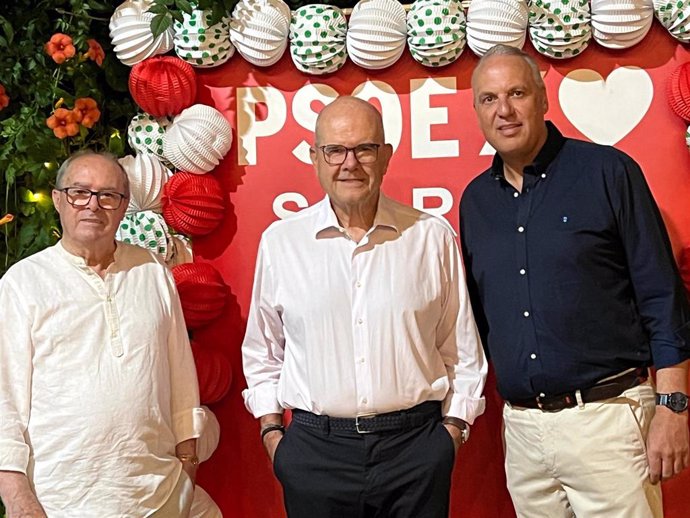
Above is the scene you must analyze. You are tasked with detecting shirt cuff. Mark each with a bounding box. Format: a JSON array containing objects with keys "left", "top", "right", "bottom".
[
  {"left": 443, "top": 395, "right": 486, "bottom": 426},
  {"left": 173, "top": 407, "right": 206, "bottom": 444},
  {"left": 242, "top": 386, "right": 284, "bottom": 418},
  {"left": 0, "top": 440, "right": 30, "bottom": 474}
]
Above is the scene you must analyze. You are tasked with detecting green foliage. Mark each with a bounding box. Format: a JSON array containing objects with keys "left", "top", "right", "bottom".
[
  {"left": 149, "top": 0, "right": 239, "bottom": 37},
  {"left": 0, "top": 0, "right": 136, "bottom": 275}
]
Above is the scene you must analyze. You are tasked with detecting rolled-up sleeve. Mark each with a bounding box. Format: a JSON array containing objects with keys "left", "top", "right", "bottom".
[
  {"left": 436, "top": 231, "right": 488, "bottom": 424},
  {"left": 241, "top": 238, "right": 286, "bottom": 418},
  {"left": 0, "top": 276, "right": 32, "bottom": 473}
]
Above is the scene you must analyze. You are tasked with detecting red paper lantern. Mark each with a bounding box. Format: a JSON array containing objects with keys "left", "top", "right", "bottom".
[
  {"left": 129, "top": 56, "right": 197, "bottom": 117},
  {"left": 667, "top": 62, "right": 690, "bottom": 121},
  {"left": 192, "top": 343, "right": 232, "bottom": 405},
  {"left": 173, "top": 262, "right": 229, "bottom": 329},
  {"left": 162, "top": 172, "right": 225, "bottom": 236}
]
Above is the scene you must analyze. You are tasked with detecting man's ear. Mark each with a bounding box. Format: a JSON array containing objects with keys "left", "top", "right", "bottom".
[
  {"left": 309, "top": 146, "right": 318, "bottom": 166},
  {"left": 51, "top": 189, "right": 62, "bottom": 214}
]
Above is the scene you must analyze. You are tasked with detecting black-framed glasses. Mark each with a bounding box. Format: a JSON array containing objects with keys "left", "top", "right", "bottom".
[
  {"left": 317, "top": 143, "right": 381, "bottom": 165},
  {"left": 57, "top": 187, "right": 127, "bottom": 210}
]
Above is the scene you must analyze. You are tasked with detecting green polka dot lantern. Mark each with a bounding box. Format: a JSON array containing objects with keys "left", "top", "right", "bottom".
[
  {"left": 116, "top": 211, "right": 171, "bottom": 258},
  {"left": 466, "top": 0, "right": 528, "bottom": 56},
  {"left": 127, "top": 112, "right": 171, "bottom": 163},
  {"left": 529, "top": 0, "right": 592, "bottom": 59},
  {"left": 174, "top": 8, "right": 235, "bottom": 68},
  {"left": 347, "top": 0, "right": 408, "bottom": 70},
  {"left": 591, "top": 0, "right": 653, "bottom": 49},
  {"left": 289, "top": 4, "right": 348, "bottom": 75},
  {"left": 119, "top": 154, "right": 171, "bottom": 214},
  {"left": 654, "top": 0, "right": 690, "bottom": 42},
  {"left": 407, "top": 0, "right": 467, "bottom": 67},
  {"left": 229, "top": 0, "right": 291, "bottom": 67}
]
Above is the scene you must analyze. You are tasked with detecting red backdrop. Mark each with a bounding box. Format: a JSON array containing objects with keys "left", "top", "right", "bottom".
[{"left": 191, "top": 22, "right": 690, "bottom": 517}]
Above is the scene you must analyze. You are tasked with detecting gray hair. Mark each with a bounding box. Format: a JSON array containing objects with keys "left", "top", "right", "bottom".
[
  {"left": 472, "top": 44, "right": 545, "bottom": 91},
  {"left": 55, "top": 149, "right": 130, "bottom": 197}
]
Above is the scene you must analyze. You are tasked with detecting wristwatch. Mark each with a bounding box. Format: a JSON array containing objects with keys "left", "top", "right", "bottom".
[
  {"left": 442, "top": 416, "right": 470, "bottom": 444},
  {"left": 655, "top": 392, "right": 689, "bottom": 413}
]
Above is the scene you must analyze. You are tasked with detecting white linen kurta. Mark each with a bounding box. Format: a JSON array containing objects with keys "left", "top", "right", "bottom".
[{"left": 0, "top": 241, "right": 203, "bottom": 517}]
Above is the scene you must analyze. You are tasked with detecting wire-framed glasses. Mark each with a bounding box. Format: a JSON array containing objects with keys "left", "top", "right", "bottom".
[
  {"left": 58, "top": 187, "right": 127, "bottom": 210},
  {"left": 318, "top": 143, "right": 381, "bottom": 165}
]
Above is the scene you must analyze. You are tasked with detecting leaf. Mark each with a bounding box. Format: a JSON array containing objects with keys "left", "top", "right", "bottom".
[
  {"left": 150, "top": 13, "right": 172, "bottom": 37},
  {"left": 147, "top": 4, "right": 170, "bottom": 15},
  {"left": 175, "top": 0, "right": 194, "bottom": 14}
]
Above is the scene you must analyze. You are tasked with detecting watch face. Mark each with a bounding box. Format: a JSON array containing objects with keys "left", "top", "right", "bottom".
[{"left": 669, "top": 393, "right": 689, "bottom": 412}]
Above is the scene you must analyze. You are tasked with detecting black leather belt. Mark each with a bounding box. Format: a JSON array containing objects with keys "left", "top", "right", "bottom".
[
  {"left": 508, "top": 368, "right": 648, "bottom": 412},
  {"left": 291, "top": 401, "right": 441, "bottom": 434}
]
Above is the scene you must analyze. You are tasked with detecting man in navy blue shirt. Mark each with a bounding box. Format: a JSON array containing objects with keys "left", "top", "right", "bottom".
[{"left": 460, "top": 44, "right": 690, "bottom": 518}]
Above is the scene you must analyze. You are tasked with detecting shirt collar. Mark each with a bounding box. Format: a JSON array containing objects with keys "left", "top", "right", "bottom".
[
  {"left": 56, "top": 239, "right": 122, "bottom": 269},
  {"left": 489, "top": 121, "right": 566, "bottom": 180},
  {"left": 313, "top": 193, "right": 400, "bottom": 237}
]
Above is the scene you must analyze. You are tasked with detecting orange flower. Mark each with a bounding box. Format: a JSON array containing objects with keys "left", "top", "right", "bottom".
[
  {"left": 0, "top": 84, "right": 8, "bottom": 111},
  {"left": 45, "top": 33, "right": 76, "bottom": 64},
  {"left": 0, "top": 214, "right": 14, "bottom": 226},
  {"left": 86, "top": 39, "right": 105, "bottom": 67},
  {"left": 73, "top": 97, "right": 101, "bottom": 128},
  {"left": 46, "top": 108, "right": 79, "bottom": 139}
]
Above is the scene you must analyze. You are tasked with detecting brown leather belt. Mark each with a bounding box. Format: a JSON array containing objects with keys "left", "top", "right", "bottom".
[{"left": 508, "top": 368, "right": 648, "bottom": 412}]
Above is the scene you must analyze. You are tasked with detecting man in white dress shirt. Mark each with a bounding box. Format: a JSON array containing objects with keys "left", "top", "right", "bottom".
[
  {"left": 0, "top": 151, "right": 204, "bottom": 517},
  {"left": 242, "top": 96, "right": 488, "bottom": 517}
]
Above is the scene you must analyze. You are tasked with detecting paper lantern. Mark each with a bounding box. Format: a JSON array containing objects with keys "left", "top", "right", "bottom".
[
  {"left": 166, "top": 235, "right": 194, "bottom": 267},
  {"left": 667, "top": 62, "right": 690, "bottom": 121},
  {"left": 162, "top": 172, "right": 226, "bottom": 236},
  {"left": 163, "top": 104, "right": 233, "bottom": 174},
  {"left": 466, "top": 0, "right": 528, "bottom": 57},
  {"left": 347, "top": 0, "right": 408, "bottom": 70},
  {"left": 119, "top": 153, "right": 171, "bottom": 213},
  {"left": 191, "top": 343, "right": 233, "bottom": 404},
  {"left": 174, "top": 9, "right": 235, "bottom": 67},
  {"left": 129, "top": 56, "right": 197, "bottom": 117},
  {"left": 127, "top": 112, "right": 171, "bottom": 162},
  {"left": 229, "top": 0, "right": 291, "bottom": 67},
  {"left": 591, "top": 0, "right": 653, "bottom": 49},
  {"left": 407, "top": 0, "right": 466, "bottom": 67},
  {"left": 289, "top": 4, "right": 348, "bottom": 75},
  {"left": 173, "top": 262, "right": 229, "bottom": 329},
  {"left": 116, "top": 210, "right": 170, "bottom": 258},
  {"left": 109, "top": 0, "right": 174, "bottom": 66},
  {"left": 654, "top": 0, "right": 690, "bottom": 43},
  {"left": 529, "top": 0, "right": 592, "bottom": 59}
]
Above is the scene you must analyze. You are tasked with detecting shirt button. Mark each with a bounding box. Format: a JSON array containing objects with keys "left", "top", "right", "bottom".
[
  {"left": 356, "top": 282, "right": 362, "bottom": 288},
  {"left": 358, "top": 357, "right": 365, "bottom": 364},
  {"left": 361, "top": 398, "right": 368, "bottom": 405},
  {"left": 539, "top": 392, "right": 546, "bottom": 397},
  {"left": 518, "top": 226, "right": 525, "bottom": 233},
  {"left": 523, "top": 311, "right": 530, "bottom": 317},
  {"left": 519, "top": 268, "right": 526, "bottom": 275},
  {"left": 513, "top": 192, "right": 519, "bottom": 198},
  {"left": 541, "top": 173, "right": 547, "bottom": 179},
  {"left": 530, "top": 353, "right": 537, "bottom": 360},
  {"left": 358, "top": 318, "right": 363, "bottom": 324}
]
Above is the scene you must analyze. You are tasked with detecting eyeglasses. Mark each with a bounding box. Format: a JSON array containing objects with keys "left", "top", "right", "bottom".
[
  {"left": 57, "top": 187, "right": 127, "bottom": 210},
  {"left": 317, "top": 143, "right": 381, "bottom": 165}
]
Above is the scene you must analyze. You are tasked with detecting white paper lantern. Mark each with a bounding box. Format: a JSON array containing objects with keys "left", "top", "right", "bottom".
[
  {"left": 109, "top": 0, "right": 174, "bottom": 66},
  {"left": 119, "top": 153, "right": 171, "bottom": 214}
]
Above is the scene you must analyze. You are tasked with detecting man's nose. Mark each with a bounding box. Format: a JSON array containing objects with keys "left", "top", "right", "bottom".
[
  {"left": 341, "top": 148, "right": 360, "bottom": 169},
  {"left": 497, "top": 96, "right": 514, "bottom": 117},
  {"left": 86, "top": 192, "right": 101, "bottom": 211}
]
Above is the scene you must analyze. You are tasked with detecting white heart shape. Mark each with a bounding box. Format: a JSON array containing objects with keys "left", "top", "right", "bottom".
[{"left": 558, "top": 67, "right": 653, "bottom": 145}]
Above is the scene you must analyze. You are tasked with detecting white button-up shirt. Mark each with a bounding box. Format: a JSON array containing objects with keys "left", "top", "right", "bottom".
[
  {"left": 242, "top": 195, "right": 487, "bottom": 423},
  {"left": 0, "top": 241, "right": 204, "bottom": 517}
]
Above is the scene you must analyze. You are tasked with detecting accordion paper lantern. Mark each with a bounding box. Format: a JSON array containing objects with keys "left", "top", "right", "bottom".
[
  {"left": 591, "top": 0, "right": 653, "bottom": 49},
  {"left": 529, "top": 0, "right": 592, "bottom": 59},
  {"left": 162, "top": 171, "right": 226, "bottom": 236},
  {"left": 347, "top": 0, "right": 408, "bottom": 70},
  {"left": 129, "top": 56, "right": 197, "bottom": 118},
  {"left": 116, "top": 210, "right": 171, "bottom": 258},
  {"left": 109, "top": 0, "right": 174, "bottom": 66},
  {"left": 407, "top": 0, "right": 467, "bottom": 67},
  {"left": 289, "top": 4, "right": 348, "bottom": 75},
  {"left": 167, "top": 235, "right": 194, "bottom": 267},
  {"left": 163, "top": 104, "right": 233, "bottom": 174},
  {"left": 119, "top": 153, "right": 171, "bottom": 214},
  {"left": 191, "top": 343, "right": 233, "bottom": 404},
  {"left": 466, "top": 0, "right": 528, "bottom": 57},
  {"left": 654, "top": 0, "right": 690, "bottom": 42},
  {"left": 174, "top": 9, "right": 235, "bottom": 67},
  {"left": 173, "top": 262, "right": 229, "bottom": 330},
  {"left": 667, "top": 62, "right": 690, "bottom": 121},
  {"left": 229, "top": 0, "right": 291, "bottom": 67},
  {"left": 127, "top": 112, "right": 171, "bottom": 161}
]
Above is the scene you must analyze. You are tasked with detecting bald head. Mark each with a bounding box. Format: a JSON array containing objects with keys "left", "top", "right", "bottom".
[
  {"left": 315, "top": 97, "right": 386, "bottom": 146},
  {"left": 471, "top": 44, "right": 545, "bottom": 100}
]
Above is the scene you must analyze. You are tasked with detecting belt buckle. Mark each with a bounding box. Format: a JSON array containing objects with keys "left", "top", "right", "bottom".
[{"left": 355, "top": 413, "right": 377, "bottom": 434}]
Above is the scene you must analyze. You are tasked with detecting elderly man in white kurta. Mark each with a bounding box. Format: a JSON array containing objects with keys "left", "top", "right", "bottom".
[{"left": 0, "top": 151, "right": 204, "bottom": 518}]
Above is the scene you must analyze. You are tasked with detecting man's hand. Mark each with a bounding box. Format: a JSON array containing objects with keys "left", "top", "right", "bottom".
[
  {"left": 443, "top": 423, "right": 464, "bottom": 453},
  {"left": 0, "top": 471, "right": 47, "bottom": 518},
  {"left": 646, "top": 407, "right": 690, "bottom": 483},
  {"left": 263, "top": 429, "right": 284, "bottom": 463}
]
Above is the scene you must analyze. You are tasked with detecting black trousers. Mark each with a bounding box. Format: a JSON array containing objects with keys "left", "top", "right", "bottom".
[{"left": 273, "top": 409, "right": 455, "bottom": 518}]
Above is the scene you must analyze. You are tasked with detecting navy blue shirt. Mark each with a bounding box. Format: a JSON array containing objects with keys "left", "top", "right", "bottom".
[{"left": 460, "top": 122, "right": 690, "bottom": 401}]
